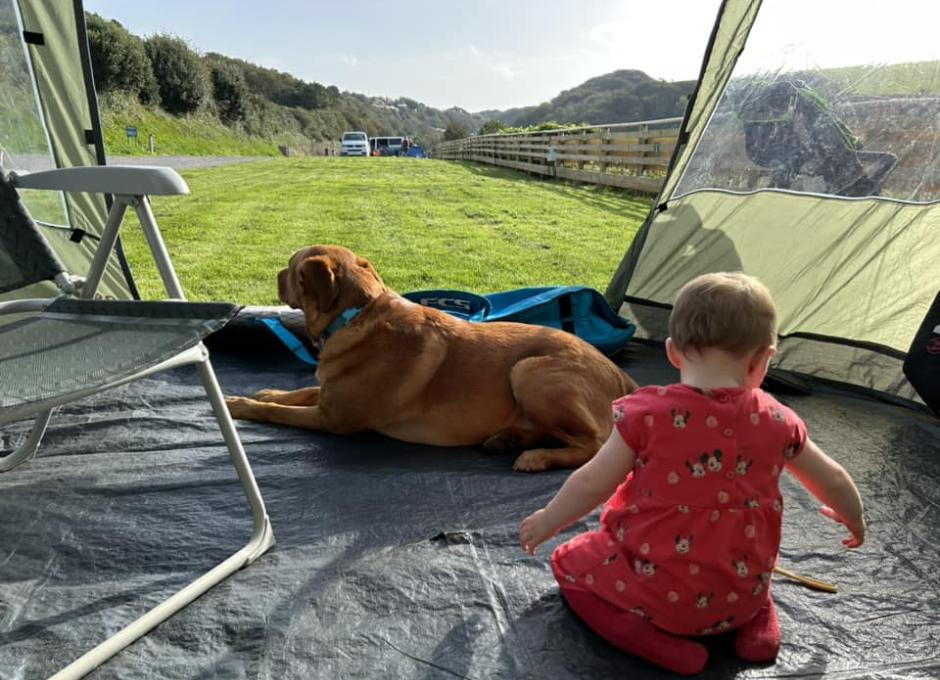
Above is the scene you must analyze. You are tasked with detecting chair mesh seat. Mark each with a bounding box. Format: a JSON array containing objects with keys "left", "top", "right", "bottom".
[{"left": 0, "top": 298, "right": 238, "bottom": 424}]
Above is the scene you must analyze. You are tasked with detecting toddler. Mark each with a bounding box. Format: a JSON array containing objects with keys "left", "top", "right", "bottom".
[{"left": 519, "top": 272, "right": 865, "bottom": 675}]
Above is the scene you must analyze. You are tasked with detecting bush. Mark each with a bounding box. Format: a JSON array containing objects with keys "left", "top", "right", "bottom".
[
  {"left": 85, "top": 12, "right": 159, "bottom": 104},
  {"left": 443, "top": 122, "right": 469, "bottom": 141},
  {"left": 230, "top": 57, "right": 339, "bottom": 111},
  {"left": 478, "top": 119, "right": 504, "bottom": 135},
  {"left": 208, "top": 60, "right": 248, "bottom": 124},
  {"left": 144, "top": 34, "right": 208, "bottom": 114},
  {"left": 476, "top": 120, "right": 590, "bottom": 136}
]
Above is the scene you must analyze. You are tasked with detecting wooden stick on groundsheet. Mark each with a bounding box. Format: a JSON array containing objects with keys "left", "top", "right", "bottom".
[{"left": 773, "top": 565, "right": 838, "bottom": 593}]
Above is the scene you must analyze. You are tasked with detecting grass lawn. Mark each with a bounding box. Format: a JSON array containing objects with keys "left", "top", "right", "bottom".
[{"left": 120, "top": 157, "right": 652, "bottom": 305}]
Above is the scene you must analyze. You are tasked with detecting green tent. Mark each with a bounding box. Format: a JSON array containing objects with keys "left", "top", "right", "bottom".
[
  {"left": 0, "top": 0, "right": 134, "bottom": 303},
  {"left": 606, "top": 0, "right": 939, "bottom": 401}
]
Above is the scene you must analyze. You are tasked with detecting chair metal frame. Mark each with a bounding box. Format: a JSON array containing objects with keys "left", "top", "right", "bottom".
[{"left": 0, "top": 166, "right": 274, "bottom": 680}]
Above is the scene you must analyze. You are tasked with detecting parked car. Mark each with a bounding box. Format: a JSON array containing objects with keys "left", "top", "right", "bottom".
[
  {"left": 370, "top": 136, "right": 405, "bottom": 156},
  {"left": 340, "top": 131, "right": 370, "bottom": 156}
]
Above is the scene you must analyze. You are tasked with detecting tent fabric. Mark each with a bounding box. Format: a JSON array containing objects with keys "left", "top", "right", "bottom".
[
  {"left": 1, "top": 330, "right": 938, "bottom": 679},
  {"left": 658, "top": 0, "right": 763, "bottom": 202},
  {"left": 605, "top": 0, "right": 940, "bottom": 400},
  {"left": 0, "top": 0, "right": 131, "bottom": 301},
  {"left": 617, "top": 191, "right": 936, "bottom": 398},
  {"left": 605, "top": 0, "right": 765, "bottom": 309}
]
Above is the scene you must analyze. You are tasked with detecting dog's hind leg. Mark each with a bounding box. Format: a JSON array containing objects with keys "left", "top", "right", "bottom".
[
  {"left": 508, "top": 356, "right": 615, "bottom": 472},
  {"left": 513, "top": 444, "right": 599, "bottom": 472},
  {"left": 482, "top": 426, "right": 548, "bottom": 454},
  {"left": 253, "top": 386, "right": 321, "bottom": 406}
]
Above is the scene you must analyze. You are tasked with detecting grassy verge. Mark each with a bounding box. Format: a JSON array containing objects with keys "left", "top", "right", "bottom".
[
  {"left": 100, "top": 93, "right": 283, "bottom": 157},
  {"left": 120, "top": 157, "right": 651, "bottom": 305}
]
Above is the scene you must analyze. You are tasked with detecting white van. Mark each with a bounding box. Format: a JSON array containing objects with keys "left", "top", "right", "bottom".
[{"left": 340, "top": 131, "right": 370, "bottom": 156}]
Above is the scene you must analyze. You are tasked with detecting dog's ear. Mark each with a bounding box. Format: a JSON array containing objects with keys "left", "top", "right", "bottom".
[
  {"left": 356, "top": 256, "right": 384, "bottom": 284},
  {"left": 277, "top": 268, "right": 293, "bottom": 307},
  {"left": 299, "top": 255, "right": 340, "bottom": 313}
]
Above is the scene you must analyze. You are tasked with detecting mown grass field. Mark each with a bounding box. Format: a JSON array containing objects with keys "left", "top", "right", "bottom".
[{"left": 120, "top": 157, "right": 652, "bottom": 305}]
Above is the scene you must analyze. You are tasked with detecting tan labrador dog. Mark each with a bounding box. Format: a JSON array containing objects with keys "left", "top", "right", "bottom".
[{"left": 225, "top": 245, "right": 637, "bottom": 471}]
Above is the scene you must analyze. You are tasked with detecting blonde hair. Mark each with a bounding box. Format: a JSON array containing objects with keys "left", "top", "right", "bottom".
[{"left": 669, "top": 272, "right": 777, "bottom": 356}]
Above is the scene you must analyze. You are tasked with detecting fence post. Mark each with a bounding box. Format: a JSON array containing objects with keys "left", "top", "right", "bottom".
[
  {"left": 598, "top": 127, "right": 610, "bottom": 176},
  {"left": 577, "top": 129, "right": 587, "bottom": 171},
  {"left": 638, "top": 123, "right": 650, "bottom": 177}
]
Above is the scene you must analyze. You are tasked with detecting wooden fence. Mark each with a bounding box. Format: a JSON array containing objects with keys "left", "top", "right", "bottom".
[{"left": 431, "top": 117, "right": 682, "bottom": 193}]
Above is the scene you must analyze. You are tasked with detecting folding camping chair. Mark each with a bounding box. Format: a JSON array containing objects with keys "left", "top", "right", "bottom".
[{"left": 0, "top": 165, "right": 274, "bottom": 679}]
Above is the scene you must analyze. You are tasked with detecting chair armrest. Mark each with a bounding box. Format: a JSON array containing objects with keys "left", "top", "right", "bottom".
[{"left": 11, "top": 166, "right": 189, "bottom": 196}]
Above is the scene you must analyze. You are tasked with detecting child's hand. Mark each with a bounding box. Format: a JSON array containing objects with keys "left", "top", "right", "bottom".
[
  {"left": 820, "top": 505, "right": 866, "bottom": 548},
  {"left": 520, "top": 509, "right": 556, "bottom": 555}
]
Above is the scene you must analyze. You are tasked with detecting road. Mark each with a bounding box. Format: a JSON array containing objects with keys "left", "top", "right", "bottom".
[
  {"left": 2, "top": 153, "right": 271, "bottom": 173},
  {"left": 109, "top": 155, "right": 271, "bottom": 170}
]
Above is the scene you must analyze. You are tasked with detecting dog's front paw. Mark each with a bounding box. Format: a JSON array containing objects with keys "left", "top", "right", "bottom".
[
  {"left": 225, "top": 396, "right": 256, "bottom": 419},
  {"left": 513, "top": 450, "right": 551, "bottom": 473}
]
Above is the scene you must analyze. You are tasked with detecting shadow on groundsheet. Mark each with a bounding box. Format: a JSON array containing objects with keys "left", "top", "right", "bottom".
[{"left": 1, "top": 326, "right": 938, "bottom": 679}]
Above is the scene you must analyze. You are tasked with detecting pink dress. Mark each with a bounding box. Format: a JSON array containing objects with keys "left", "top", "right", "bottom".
[{"left": 551, "top": 384, "right": 806, "bottom": 636}]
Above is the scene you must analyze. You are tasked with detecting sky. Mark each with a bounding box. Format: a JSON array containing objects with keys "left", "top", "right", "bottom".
[
  {"left": 82, "top": 0, "right": 723, "bottom": 112},
  {"left": 83, "top": 0, "right": 940, "bottom": 113}
]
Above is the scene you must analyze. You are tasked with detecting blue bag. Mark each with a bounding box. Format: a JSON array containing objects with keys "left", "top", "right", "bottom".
[
  {"left": 402, "top": 286, "right": 635, "bottom": 356},
  {"left": 259, "top": 286, "right": 635, "bottom": 364}
]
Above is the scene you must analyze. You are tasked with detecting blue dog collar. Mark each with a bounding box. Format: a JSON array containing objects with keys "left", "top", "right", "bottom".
[{"left": 322, "top": 307, "right": 362, "bottom": 340}]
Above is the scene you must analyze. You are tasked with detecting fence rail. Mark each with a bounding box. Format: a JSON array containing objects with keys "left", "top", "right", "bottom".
[{"left": 431, "top": 118, "right": 682, "bottom": 193}]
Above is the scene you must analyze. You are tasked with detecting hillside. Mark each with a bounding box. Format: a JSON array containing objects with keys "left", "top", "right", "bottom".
[
  {"left": 86, "top": 12, "right": 697, "bottom": 155},
  {"left": 477, "top": 70, "right": 696, "bottom": 127},
  {"left": 86, "top": 12, "right": 485, "bottom": 154},
  {"left": 201, "top": 52, "right": 485, "bottom": 145}
]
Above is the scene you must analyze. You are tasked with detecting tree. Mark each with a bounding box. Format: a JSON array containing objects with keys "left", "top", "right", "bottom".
[
  {"left": 443, "top": 122, "right": 469, "bottom": 141},
  {"left": 325, "top": 85, "right": 341, "bottom": 107},
  {"left": 144, "top": 35, "right": 208, "bottom": 114},
  {"left": 84, "top": 12, "right": 159, "bottom": 104},
  {"left": 209, "top": 60, "right": 248, "bottom": 123},
  {"left": 478, "top": 119, "right": 504, "bottom": 135}
]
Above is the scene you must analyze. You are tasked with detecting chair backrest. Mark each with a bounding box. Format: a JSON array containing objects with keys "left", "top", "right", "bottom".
[{"left": 0, "top": 171, "right": 65, "bottom": 294}]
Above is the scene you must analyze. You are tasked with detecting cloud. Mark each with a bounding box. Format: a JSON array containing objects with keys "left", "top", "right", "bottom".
[
  {"left": 465, "top": 45, "right": 516, "bottom": 81},
  {"left": 587, "top": 17, "right": 622, "bottom": 48},
  {"left": 338, "top": 54, "right": 359, "bottom": 67},
  {"left": 490, "top": 62, "right": 515, "bottom": 81},
  {"left": 581, "top": 1, "right": 717, "bottom": 82},
  {"left": 586, "top": 1, "right": 630, "bottom": 49}
]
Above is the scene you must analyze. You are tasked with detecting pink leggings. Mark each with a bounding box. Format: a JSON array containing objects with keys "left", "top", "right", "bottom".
[
  {"left": 552, "top": 559, "right": 780, "bottom": 674},
  {"left": 557, "top": 582, "right": 709, "bottom": 675}
]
